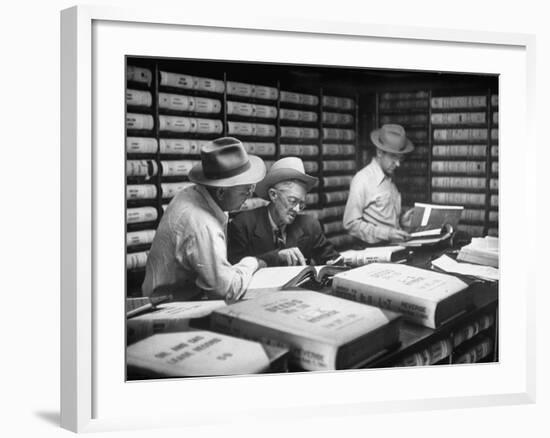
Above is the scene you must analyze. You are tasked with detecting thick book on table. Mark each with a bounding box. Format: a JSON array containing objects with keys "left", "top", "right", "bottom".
[
  {"left": 331, "top": 263, "right": 470, "bottom": 329},
  {"left": 127, "top": 300, "right": 226, "bottom": 344},
  {"left": 210, "top": 289, "right": 402, "bottom": 371},
  {"left": 338, "top": 246, "right": 409, "bottom": 267},
  {"left": 127, "top": 330, "right": 288, "bottom": 377},
  {"left": 244, "top": 265, "right": 349, "bottom": 299}
]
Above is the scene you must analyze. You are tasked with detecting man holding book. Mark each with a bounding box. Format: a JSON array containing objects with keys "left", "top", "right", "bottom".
[
  {"left": 142, "top": 137, "right": 268, "bottom": 302},
  {"left": 228, "top": 157, "right": 339, "bottom": 266},
  {"left": 343, "top": 124, "right": 414, "bottom": 244}
]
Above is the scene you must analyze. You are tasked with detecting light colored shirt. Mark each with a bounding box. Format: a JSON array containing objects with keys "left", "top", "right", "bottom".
[
  {"left": 142, "top": 184, "right": 259, "bottom": 302},
  {"left": 343, "top": 158, "right": 402, "bottom": 243}
]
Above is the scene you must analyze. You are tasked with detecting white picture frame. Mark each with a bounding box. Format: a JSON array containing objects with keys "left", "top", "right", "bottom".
[{"left": 60, "top": 5, "right": 536, "bottom": 433}]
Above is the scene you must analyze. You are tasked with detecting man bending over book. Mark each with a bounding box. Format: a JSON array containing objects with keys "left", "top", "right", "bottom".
[
  {"left": 142, "top": 137, "right": 267, "bottom": 302},
  {"left": 228, "top": 157, "right": 339, "bottom": 266},
  {"left": 343, "top": 124, "right": 414, "bottom": 244}
]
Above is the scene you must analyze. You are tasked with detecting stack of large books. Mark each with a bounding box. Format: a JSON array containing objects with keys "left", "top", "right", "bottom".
[{"left": 457, "top": 236, "right": 499, "bottom": 267}]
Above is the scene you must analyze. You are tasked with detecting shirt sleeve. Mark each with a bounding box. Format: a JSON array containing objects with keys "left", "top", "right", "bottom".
[
  {"left": 177, "top": 222, "right": 259, "bottom": 303},
  {"left": 343, "top": 173, "right": 393, "bottom": 244}
]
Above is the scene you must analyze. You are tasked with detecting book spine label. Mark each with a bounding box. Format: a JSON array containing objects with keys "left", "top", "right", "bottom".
[
  {"left": 253, "top": 85, "right": 278, "bottom": 100},
  {"left": 159, "top": 71, "right": 196, "bottom": 89},
  {"left": 430, "top": 96, "right": 486, "bottom": 109},
  {"left": 227, "top": 101, "right": 255, "bottom": 117},
  {"left": 127, "top": 184, "right": 157, "bottom": 200},
  {"left": 253, "top": 104, "right": 278, "bottom": 119},
  {"left": 126, "top": 160, "right": 158, "bottom": 177},
  {"left": 127, "top": 66, "right": 153, "bottom": 86},
  {"left": 433, "top": 129, "right": 488, "bottom": 141},
  {"left": 380, "top": 91, "right": 429, "bottom": 100},
  {"left": 279, "top": 91, "right": 300, "bottom": 104},
  {"left": 196, "top": 77, "right": 225, "bottom": 93},
  {"left": 159, "top": 139, "right": 205, "bottom": 155},
  {"left": 379, "top": 100, "right": 428, "bottom": 110},
  {"left": 431, "top": 177, "right": 486, "bottom": 190},
  {"left": 126, "top": 251, "right": 149, "bottom": 270},
  {"left": 126, "top": 89, "right": 152, "bottom": 107},
  {"left": 322, "top": 161, "right": 356, "bottom": 172},
  {"left": 161, "top": 182, "right": 194, "bottom": 198},
  {"left": 322, "top": 144, "right": 356, "bottom": 155},
  {"left": 490, "top": 195, "right": 498, "bottom": 207},
  {"left": 379, "top": 114, "right": 428, "bottom": 125},
  {"left": 323, "top": 128, "right": 356, "bottom": 141},
  {"left": 431, "top": 161, "right": 486, "bottom": 174},
  {"left": 431, "top": 192, "right": 486, "bottom": 205},
  {"left": 332, "top": 278, "right": 437, "bottom": 328},
  {"left": 126, "top": 137, "right": 159, "bottom": 154},
  {"left": 160, "top": 160, "right": 199, "bottom": 177},
  {"left": 279, "top": 144, "right": 319, "bottom": 156},
  {"left": 126, "top": 113, "right": 154, "bottom": 131},
  {"left": 491, "top": 95, "right": 499, "bottom": 106},
  {"left": 280, "top": 109, "right": 318, "bottom": 122},
  {"left": 226, "top": 81, "right": 254, "bottom": 97},
  {"left": 491, "top": 128, "right": 498, "bottom": 141},
  {"left": 430, "top": 112, "right": 486, "bottom": 124},
  {"left": 322, "top": 176, "right": 353, "bottom": 187},
  {"left": 491, "top": 162, "right": 499, "bottom": 174},
  {"left": 127, "top": 207, "right": 158, "bottom": 224},
  {"left": 127, "top": 229, "right": 156, "bottom": 247},
  {"left": 432, "top": 145, "right": 487, "bottom": 157}
]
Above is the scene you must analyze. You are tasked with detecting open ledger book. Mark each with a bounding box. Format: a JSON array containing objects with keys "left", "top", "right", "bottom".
[
  {"left": 404, "top": 202, "right": 464, "bottom": 246},
  {"left": 244, "top": 265, "right": 348, "bottom": 299}
]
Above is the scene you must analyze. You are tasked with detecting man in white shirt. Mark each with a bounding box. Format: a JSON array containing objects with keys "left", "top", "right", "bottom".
[
  {"left": 343, "top": 124, "right": 414, "bottom": 244},
  {"left": 142, "top": 137, "right": 267, "bottom": 302}
]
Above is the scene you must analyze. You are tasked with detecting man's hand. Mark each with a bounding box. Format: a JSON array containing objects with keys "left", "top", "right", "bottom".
[
  {"left": 278, "top": 247, "right": 307, "bottom": 266},
  {"left": 400, "top": 208, "right": 414, "bottom": 230},
  {"left": 388, "top": 228, "right": 411, "bottom": 242}
]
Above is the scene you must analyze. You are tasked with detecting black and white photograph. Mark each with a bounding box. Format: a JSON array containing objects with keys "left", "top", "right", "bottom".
[{"left": 124, "top": 57, "right": 500, "bottom": 378}]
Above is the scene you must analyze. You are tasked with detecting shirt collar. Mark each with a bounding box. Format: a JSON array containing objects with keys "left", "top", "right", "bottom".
[
  {"left": 372, "top": 158, "right": 390, "bottom": 186},
  {"left": 195, "top": 184, "right": 228, "bottom": 226},
  {"left": 267, "top": 208, "right": 283, "bottom": 232}
]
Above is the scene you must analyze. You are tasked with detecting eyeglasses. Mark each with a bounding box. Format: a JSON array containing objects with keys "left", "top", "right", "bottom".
[{"left": 276, "top": 189, "right": 306, "bottom": 211}]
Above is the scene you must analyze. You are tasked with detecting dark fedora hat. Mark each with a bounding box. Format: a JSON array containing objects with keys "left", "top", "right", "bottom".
[
  {"left": 370, "top": 124, "right": 414, "bottom": 154},
  {"left": 188, "top": 137, "right": 266, "bottom": 187}
]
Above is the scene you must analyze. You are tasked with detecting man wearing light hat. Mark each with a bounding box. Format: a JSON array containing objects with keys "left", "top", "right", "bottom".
[
  {"left": 228, "top": 157, "right": 339, "bottom": 266},
  {"left": 142, "top": 137, "right": 267, "bottom": 302},
  {"left": 343, "top": 124, "right": 414, "bottom": 244}
]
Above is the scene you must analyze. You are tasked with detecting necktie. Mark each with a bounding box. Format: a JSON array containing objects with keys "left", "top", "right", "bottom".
[{"left": 274, "top": 228, "right": 285, "bottom": 249}]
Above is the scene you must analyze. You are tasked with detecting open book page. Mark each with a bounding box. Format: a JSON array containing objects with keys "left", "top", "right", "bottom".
[
  {"left": 409, "top": 202, "right": 464, "bottom": 233},
  {"left": 245, "top": 266, "right": 314, "bottom": 297},
  {"left": 432, "top": 254, "right": 499, "bottom": 281}
]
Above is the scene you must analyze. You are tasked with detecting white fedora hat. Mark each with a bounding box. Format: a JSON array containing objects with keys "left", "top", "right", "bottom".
[{"left": 255, "top": 157, "right": 318, "bottom": 198}]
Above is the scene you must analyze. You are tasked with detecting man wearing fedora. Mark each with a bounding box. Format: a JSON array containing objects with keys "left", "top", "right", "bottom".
[
  {"left": 142, "top": 137, "right": 267, "bottom": 302},
  {"left": 228, "top": 157, "right": 339, "bottom": 266},
  {"left": 343, "top": 124, "right": 414, "bottom": 244}
]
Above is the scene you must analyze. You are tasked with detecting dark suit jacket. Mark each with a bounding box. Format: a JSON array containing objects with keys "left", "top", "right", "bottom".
[{"left": 228, "top": 206, "right": 339, "bottom": 266}]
